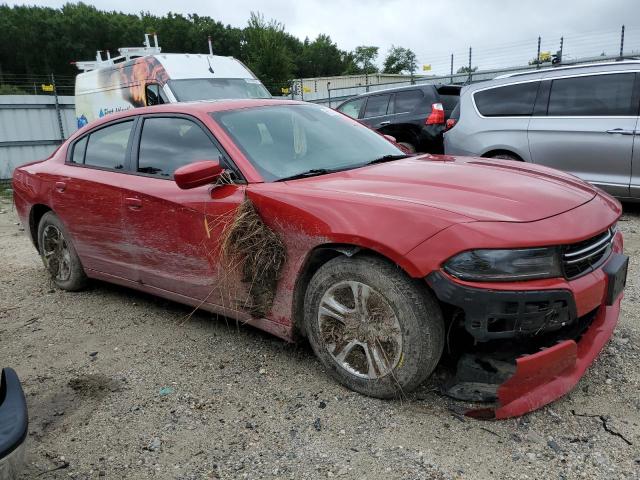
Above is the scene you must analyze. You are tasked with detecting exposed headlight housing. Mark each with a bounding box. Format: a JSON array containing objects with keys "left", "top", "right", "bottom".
[{"left": 444, "top": 247, "right": 562, "bottom": 282}]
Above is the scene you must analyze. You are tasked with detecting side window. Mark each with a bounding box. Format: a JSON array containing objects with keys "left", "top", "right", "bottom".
[
  {"left": 146, "top": 84, "right": 167, "bottom": 106},
  {"left": 474, "top": 82, "right": 539, "bottom": 117},
  {"left": 84, "top": 120, "right": 134, "bottom": 170},
  {"left": 363, "top": 94, "right": 391, "bottom": 118},
  {"left": 138, "top": 117, "right": 222, "bottom": 177},
  {"left": 337, "top": 98, "right": 365, "bottom": 119},
  {"left": 548, "top": 73, "right": 636, "bottom": 116},
  {"left": 70, "top": 136, "right": 88, "bottom": 164},
  {"left": 393, "top": 90, "right": 424, "bottom": 114}
]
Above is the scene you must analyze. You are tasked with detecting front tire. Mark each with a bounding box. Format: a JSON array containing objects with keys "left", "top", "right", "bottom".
[
  {"left": 37, "top": 211, "right": 88, "bottom": 291},
  {"left": 304, "top": 255, "right": 444, "bottom": 398},
  {"left": 397, "top": 142, "right": 416, "bottom": 153}
]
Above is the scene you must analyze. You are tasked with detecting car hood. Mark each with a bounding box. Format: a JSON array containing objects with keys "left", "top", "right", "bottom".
[{"left": 287, "top": 155, "right": 597, "bottom": 222}]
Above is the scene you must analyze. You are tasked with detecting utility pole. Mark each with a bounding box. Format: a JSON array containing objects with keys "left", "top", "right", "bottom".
[
  {"left": 559, "top": 36, "right": 563, "bottom": 64},
  {"left": 51, "top": 73, "right": 65, "bottom": 141},
  {"left": 450, "top": 54, "right": 454, "bottom": 83},
  {"left": 619, "top": 25, "right": 625, "bottom": 59},
  {"left": 467, "top": 47, "right": 472, "bottom": 82},
  {"left": 536, "top": 36, "right": 541, "bottom": 69}
]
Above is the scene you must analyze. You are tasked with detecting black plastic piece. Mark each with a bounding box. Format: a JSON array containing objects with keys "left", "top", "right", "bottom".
[
  {"left": 0, "top": 368, "right": 28, "bottom": 460},
  {"left": 603, "top": 253, "right": 629, "bottom": 305},
  {"left": 427, "top": 271, "right": 578, "bottom": 342}
]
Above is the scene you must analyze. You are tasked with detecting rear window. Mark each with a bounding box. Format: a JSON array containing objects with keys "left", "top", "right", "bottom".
[
  {"left": 436, "top": 85, "right": 461, "bottom": 113},
  {"left": 547, "top": 73, "right": 636, "bottom": 116},
  {"left": 84, "top": 121, "right": 133, "bottom": 170},
  {"left": 71, "top": 136, "right": 87, "bottom": 164},
  {"left": 393, "top": 90, "right": 424, "bottom": 113},
  {"left": 474, "top": 82, "right": 539, "bottom": 117},
  {"left": 363, "top": 94, "right": 391, "bottom": 118}
]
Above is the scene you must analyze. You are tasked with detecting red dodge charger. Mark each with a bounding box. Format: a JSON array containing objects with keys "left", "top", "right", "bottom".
[{"left": 12, "top": 100, "right": 627, "bottom": 418}]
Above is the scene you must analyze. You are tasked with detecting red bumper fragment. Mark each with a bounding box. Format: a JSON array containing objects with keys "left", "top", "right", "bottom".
[{"left": 468, "top": 295, "right": 621, "bottom": 419}]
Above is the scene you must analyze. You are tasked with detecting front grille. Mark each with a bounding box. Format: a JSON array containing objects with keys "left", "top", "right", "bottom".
[{"left": 562, "top": 226, "right": 615, "bottom": 279}]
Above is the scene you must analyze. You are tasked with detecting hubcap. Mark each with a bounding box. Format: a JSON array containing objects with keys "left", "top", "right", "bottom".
[
  {"left": 42, "top": 225, "right": 71, "bottom": 282},
  {"left": 317, "top": 281, "right": 403, "bottom": 379}
]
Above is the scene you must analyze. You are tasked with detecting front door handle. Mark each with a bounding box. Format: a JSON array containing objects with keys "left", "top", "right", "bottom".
[
  {"left": 606, "top": 128, "right": 636, "bottom": 135},
  {"left": 55, "top": 181, "right": 66, "bottom": 192},
  {"left": 125, "top": 197, "right": 142, "bottom": 209},
  {"left": 379, "top": 121, "right": 391, "bottom": 126}
]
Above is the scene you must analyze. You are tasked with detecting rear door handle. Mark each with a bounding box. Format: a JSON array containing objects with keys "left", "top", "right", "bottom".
[
  {"left": 606, "top": 128, "right": 636, "bottom": 135},
  {"left": 125, "top": 197, "right": 142, "bottom": 209},
  {"left": 379, "top": 121, "right": 391, "bottom": 126},
  {"left": 55, "top": 181, "right": 66, "bottom": 192}
]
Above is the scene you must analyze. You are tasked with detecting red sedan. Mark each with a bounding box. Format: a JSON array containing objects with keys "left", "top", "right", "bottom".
[{"left": 12, "top": 100, "right": 627, "bottom": 418}]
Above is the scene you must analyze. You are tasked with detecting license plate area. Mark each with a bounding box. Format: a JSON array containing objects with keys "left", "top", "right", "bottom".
[{"left": 603, "top": 253, "right": 628, "bottom": 305}]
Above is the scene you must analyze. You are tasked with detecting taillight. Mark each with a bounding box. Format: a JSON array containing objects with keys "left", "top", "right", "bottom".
[
  {"left": 426, "top": 103, "right": 445, "bottom": 125},
  {"left": 445, "top": 118, "right": 457, "bottom": 130}
]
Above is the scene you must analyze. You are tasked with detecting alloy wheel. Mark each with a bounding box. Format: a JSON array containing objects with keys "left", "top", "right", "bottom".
[{"left": 317, "top": 280, "right": 403, "bottom": 379}]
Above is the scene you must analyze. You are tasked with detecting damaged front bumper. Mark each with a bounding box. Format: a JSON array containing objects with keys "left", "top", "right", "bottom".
[{"left": 427, "top": 253, "right": 628, "bottom": 419}]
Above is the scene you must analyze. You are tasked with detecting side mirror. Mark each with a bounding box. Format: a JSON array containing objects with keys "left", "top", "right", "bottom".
[
  {"left": 384, "top": 134, "right": 397, "bottom": 143},
  {"left": 174, "top": 160, "right": 224, "bottom": 190}
]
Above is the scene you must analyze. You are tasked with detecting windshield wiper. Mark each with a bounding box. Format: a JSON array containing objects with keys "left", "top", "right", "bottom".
[
  {"left": 275, "top": 168, "right": 336, "bottom": 182},
  {"left": 365, "top": 154, "right": 411, "bottom": 166}
]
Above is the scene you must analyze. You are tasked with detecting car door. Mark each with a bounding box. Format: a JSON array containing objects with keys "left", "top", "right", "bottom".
[
  {"left": 51, "top": 118, "right": 137, "bottom": 279},
  {"left": 120, "top": 114, "right": 245, "bottom": 303},
  {"left": 384, "top": 89, "right": 428, "bottom": 139},
  {"left": 360, "top": 93, "right": 394, "bottom": 130},
  {"left": 528, "top": 72, "right": 638, "bottom": 197}
]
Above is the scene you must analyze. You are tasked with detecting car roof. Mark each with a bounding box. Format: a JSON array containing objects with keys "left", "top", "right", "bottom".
[
  {"left": 336, "top": 82, "right": 461, "bottom": 106},
  {"left": 75, "top": 99, "right": 305, "bottom": 131},
  {"left": 343, "top": 83, "right": 436, "bottom": 99},
  {"left": 462, "top": 60, "right": 640, "bottom": 93}
]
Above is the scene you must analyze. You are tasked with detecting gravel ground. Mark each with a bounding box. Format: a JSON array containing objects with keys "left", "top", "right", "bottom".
[{"left": 1, "top": 195, "right": 639, "bottom": 480}]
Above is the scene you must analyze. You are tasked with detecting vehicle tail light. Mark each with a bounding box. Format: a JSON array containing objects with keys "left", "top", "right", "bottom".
[
  {"left": 445, "top": 118, "right": 457, "bottom": 130},
  {"left": 426, "top": 103, "right": 445, "bottom": 125}
]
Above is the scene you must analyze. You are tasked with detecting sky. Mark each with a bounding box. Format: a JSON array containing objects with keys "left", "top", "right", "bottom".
[{"left": 6, "top": 0, "right": 640, "bottom": 75}]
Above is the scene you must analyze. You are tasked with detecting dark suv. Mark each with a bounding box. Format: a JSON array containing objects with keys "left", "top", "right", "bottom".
[{"left": 336, "top": 84, "right": 460, "bottom": 153}]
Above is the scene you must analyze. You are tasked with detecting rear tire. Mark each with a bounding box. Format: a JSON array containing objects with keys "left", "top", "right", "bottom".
[
  {"left": 304, "top": 255, "right": 444, "bottom": 398},
  {"left": 398, "top": 142, "right": 416, "bottom": 153},
  {"left": 488, "top": 152, "right": 520, "bottom": 161},
  {"left": 37, "top": 211, "right": 88, "bottom": 291}
]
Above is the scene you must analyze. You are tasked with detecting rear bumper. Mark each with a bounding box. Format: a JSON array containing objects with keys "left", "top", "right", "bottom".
[{"left": 0, "top": 368, "right": 28, "bottom": 480}]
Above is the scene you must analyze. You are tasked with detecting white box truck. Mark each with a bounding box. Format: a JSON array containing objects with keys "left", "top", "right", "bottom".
[{"left": 74, "top": 34, "right": 271, "bottom": 128}]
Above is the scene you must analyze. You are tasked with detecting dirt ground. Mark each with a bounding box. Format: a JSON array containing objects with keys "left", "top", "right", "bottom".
[{"left": 1, "top": 195, "right": 639, "bottom": 480}]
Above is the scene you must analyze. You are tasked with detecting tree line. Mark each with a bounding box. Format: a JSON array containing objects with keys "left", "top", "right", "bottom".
[{"left": 0, "top": 3, "right": 420, "bottom": 93}]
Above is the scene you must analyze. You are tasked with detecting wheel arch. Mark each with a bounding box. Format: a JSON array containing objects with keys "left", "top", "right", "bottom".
[
  {"left": 481, "top": 149, "right": 524, "bottom": 161},
  {"left": 291, "top": 243, "right": 425, "bottom": 339},
  {"left": 28, "top": 203, "right": 53, "bottom": 249}
]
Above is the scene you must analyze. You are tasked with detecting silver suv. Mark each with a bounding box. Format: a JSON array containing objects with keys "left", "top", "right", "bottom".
[{"left": 444, "top": 61, "right": 640, "bottom": 200}]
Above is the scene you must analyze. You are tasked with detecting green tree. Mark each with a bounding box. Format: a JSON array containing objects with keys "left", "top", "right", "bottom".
[
  {"left": 0, "top": 3, "right": 359, "bottom": 91},
  {"left": 353, "top": 46, "right": 379, "bottom": 74},
  {"left": 242, "top": 12, "right": 295, "bottom": 93},
  {"left": 456, "top": 65, "right": 478, "bottom": 74},
  {"left": 297, "top": 34, "right": 345, "bottom": 78},
  {"left": 382, "top": 46, "right": 417, "bottom": 74}
]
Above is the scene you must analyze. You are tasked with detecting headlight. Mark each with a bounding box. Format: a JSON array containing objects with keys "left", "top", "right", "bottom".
[{"left": 444, "top": 247, "right": 562, "bottom": 282}]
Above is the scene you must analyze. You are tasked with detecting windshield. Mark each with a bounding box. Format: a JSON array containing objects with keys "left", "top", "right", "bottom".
[
  {"left": 212, "top": 104, "right": 405, "bottom": 181},
  {"left": 169, "top": 78, "right": 271, "bottom": 101}
]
